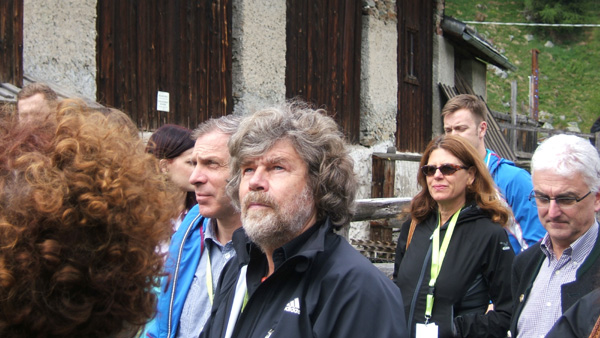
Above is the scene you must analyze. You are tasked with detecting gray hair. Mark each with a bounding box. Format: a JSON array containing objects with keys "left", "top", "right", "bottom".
[
  {"left": 531, "top": 134, "right": 600, "bottom": 193},
  {"left": 226, "top": 101, "right": 357, "bottom": 229},
  {"left": 191, "top": 114, "right": 242, "bottom": 140},
  {"left": 17, "top": 82, "right": 59, "bottom": 102}
]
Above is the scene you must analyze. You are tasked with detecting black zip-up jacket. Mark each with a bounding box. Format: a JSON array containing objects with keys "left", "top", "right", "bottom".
[
  {"left": 510, "top": 228, "right": 600, "bottom": 337},
  {"left": 545, "top": 288, "right": 600, "bottom": 338},
  {"left": 200, "top": 218, "right": 409, "bottom": 338},
  {"left": 393, "top": 203, "right": 514, "bottom": 338}
]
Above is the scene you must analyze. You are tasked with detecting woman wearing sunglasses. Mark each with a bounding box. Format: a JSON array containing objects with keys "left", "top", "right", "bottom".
[{"left": 393, "top": 135, "right": 514, "bottom": 338}]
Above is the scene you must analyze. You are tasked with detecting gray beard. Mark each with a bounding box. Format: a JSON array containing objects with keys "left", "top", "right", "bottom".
[{"left": 241, "top": 186, "right": 315, "bottom": 252}]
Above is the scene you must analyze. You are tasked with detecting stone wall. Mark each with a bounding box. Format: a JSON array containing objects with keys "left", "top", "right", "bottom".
[
  {"left": 359, "top": 14, "right": 397, "bottom": 147},
  {"left": 432, "top": 35, "right": 455, "bottom": 139},
  {"left": 231, "top": 0, "right": 286, "bottom": 115},
  {"left": 23, "top": 0, "right": 97, "bottom": 100}
]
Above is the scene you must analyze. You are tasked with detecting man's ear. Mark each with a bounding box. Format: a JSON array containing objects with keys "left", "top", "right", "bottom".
[
  {"left": 593, "top": 191, "right": 600, "bottom": 213},
  {"left": 159, "top": 159, "right": 169, "bottom": 174},
  {"left": 479, "top": 121, "right": 488, "bottom": 139}
]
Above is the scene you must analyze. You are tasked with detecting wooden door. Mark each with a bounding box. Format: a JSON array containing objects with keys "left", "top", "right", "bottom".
[
  {"left": 396, "top": 0, "right": 433, "bottom": 152},
  {"left": 285, "top": 0, "right": 362, "bottom": 143},
  {"left": 97, "top": 0, "right": 232, "bottom": 131}
]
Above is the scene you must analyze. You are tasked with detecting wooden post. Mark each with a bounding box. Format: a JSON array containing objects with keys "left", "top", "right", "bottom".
[
  {"left": 511, "top": 81, "right": 518, "bottom": 154},
  {"left": 370, "top": 147, "right": 396, "bottom": 242},
  {"left": 531, "top": 49, "right": 540, "bottom": 120},
  {"left": 0, "top": 0, "right": 24, "bottom": 86}
]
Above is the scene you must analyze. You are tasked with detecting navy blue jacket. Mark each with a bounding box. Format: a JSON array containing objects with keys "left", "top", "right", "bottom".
[
  {"left": 546, "top": 288, "right": 600, "bottom": 338},
  {"left": 201, "top": 219, "right": 408, "bottom": 338}
]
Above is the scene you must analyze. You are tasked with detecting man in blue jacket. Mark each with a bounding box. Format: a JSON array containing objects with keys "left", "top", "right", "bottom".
[
  {"left": 146, "top": 115, "right": 242, "bottom": 338},
  {"left": 443, "top": 94, "right": 545, "bottom": 253},
  {"left": 200, "top": 101, "right": 408, "bottom": 338}
]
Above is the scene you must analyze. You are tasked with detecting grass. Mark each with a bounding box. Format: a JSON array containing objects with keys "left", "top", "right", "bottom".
[{"left": 445, "top": 0, "right": 600, "bottom": 132}]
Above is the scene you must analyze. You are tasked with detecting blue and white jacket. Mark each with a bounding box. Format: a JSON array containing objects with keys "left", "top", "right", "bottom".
[
  {"left": 146, "top": 204, "right": 209, "bottom": 338},
  {"left": 485, "top": 149, "right": 546, "bottom": 253}
]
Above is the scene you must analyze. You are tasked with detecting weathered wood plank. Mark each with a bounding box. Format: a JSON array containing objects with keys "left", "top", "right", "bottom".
[
  {"left": 373, "top": 152, "right": 422, "bottom": 162},
  {"left": 370, "top": 151, "right": 396, "bottom": 241},
  {"left": 353, "top": 197, "right": 412, "bottom": 222},
  {"left": 0, "top": 0, "right": 23, "bottom": 86},
  {"left": 285, "top": 0, "right": 361, "bottom": 143},
  {"left": 97, "top": 1, "right": 231, "bottom": 131},
  {"left": 396, "top": 0, "right": 433, "bottom": 152}
]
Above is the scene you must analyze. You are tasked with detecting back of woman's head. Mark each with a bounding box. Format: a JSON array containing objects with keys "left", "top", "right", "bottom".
[
  {"left": 146, "top": 124, "right": 195, "bottom": 159},
  {"left": 0, "top": 99, "right": 179, "bottom": 337}
]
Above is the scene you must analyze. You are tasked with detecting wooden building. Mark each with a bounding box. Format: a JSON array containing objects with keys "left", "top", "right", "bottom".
[{"left": 0, "top": 0, "right": 517, "bottom": 239}]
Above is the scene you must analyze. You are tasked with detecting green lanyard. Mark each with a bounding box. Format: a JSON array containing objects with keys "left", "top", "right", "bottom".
[{"left": 425, "top": 207, "right": 462, "bottom": 323}]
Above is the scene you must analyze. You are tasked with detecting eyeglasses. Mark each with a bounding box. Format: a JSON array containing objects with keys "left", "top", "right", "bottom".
[
  {"left": 528, "top": 190, "right": 592, "bottom": 209},
  {"left": 421, "top": 163, "right": 469, "bottom": 177}
]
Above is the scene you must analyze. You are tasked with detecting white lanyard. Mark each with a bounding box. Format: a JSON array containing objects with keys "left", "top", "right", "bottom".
[
  {"left": 206, "top": 251, "right": 214, "bottom": 305},
  {"left": 224, "top": 265, "right": 248, "bottom": 338}
]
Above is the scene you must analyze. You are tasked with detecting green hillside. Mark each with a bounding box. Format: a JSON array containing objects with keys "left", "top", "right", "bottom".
[{"left": 445, "top": 0, "right": 600, "bottom": 132}]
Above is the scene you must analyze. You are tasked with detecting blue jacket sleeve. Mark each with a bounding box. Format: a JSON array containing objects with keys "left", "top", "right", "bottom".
[
  {"left": 146, "top": 206, "right": 206, "bottom": 338},
  {"left": 502, "top": 167, "right": 546, "bottom": 248}
]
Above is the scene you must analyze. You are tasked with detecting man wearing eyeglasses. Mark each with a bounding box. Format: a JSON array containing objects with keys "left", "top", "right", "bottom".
[
  {"left": 510, "top": 134, "right": 600, "bottom": 338},
  {"left": 442, "top": 94, "right": 546, "bottom": 254}
]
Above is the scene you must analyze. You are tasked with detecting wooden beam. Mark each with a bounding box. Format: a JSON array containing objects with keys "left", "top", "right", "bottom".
[
  {"left": 353, "top": 197, "right": 411, "bottom": 222},
  {"left": 372, "top": 152, "right": 422, "bottom": 162}
]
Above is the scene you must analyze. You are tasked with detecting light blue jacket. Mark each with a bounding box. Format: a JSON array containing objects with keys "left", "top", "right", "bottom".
[
  {"left": 485, "top": 149, "right": 546, "bottom": 253},
  {"left": 146, "top": 205, "right": 209, "bottom": 338}
]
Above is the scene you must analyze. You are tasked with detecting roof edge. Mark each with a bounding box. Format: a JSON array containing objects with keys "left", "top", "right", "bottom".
[{"left": 442, "top": 16, "right": 517, "bottom": 72}]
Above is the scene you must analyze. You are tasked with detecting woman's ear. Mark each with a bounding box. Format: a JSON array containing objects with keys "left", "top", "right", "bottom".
[
  {"left": 467, "top": 167, "right": 476, "bottom": 186},
  {"left": 159, "top": 159, "right": 169, "bottom": 174}
]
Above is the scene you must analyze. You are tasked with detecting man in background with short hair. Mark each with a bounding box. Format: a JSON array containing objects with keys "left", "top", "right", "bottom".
[
  {"left": 442, "top": 94, "right": 545, "bottom": 254},
  {"left": 16, "top": 82, "right": 59, "bottom": 123}
]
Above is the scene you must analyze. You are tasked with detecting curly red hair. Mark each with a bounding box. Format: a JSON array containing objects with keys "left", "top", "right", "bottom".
[{"left": 0, "top": 100, "right": 179, "bottom": 337}]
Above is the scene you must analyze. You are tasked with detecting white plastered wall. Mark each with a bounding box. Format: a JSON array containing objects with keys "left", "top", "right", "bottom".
[
  {"left": 348, "top": 12, "right": 399, "bottom": 240},
  {"left": 23, "top": 0, "right": 97, "bottom": 99},
  {"left": 231, "top": 0, "right": 286, "bottom": 116}
]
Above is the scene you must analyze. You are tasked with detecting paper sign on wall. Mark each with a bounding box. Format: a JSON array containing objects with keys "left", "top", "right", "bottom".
[{"left": 157, "top": 91, "right": 170, "bottom": 112}]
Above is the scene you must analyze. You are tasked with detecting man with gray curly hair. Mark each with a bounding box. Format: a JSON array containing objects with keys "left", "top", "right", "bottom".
[
  {"left": 200, "top": 101, "right": 408, "bottom": 338},
  {"left": 511, "top": 134, "right": 600, "bottom": 337}
]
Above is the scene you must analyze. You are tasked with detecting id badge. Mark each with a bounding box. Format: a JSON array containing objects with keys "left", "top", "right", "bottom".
[{"left": 416, "top": 322, "right": 438, "bottom": 338}]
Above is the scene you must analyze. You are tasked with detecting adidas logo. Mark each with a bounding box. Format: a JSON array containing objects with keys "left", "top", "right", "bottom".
[{"left": 284, "top": 297, "right": 301, "bottom": 315}]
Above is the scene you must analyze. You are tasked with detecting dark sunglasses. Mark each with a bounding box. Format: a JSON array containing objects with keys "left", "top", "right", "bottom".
[{"left": 421, "top": 163, "right": 469, "bottom": 177}]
